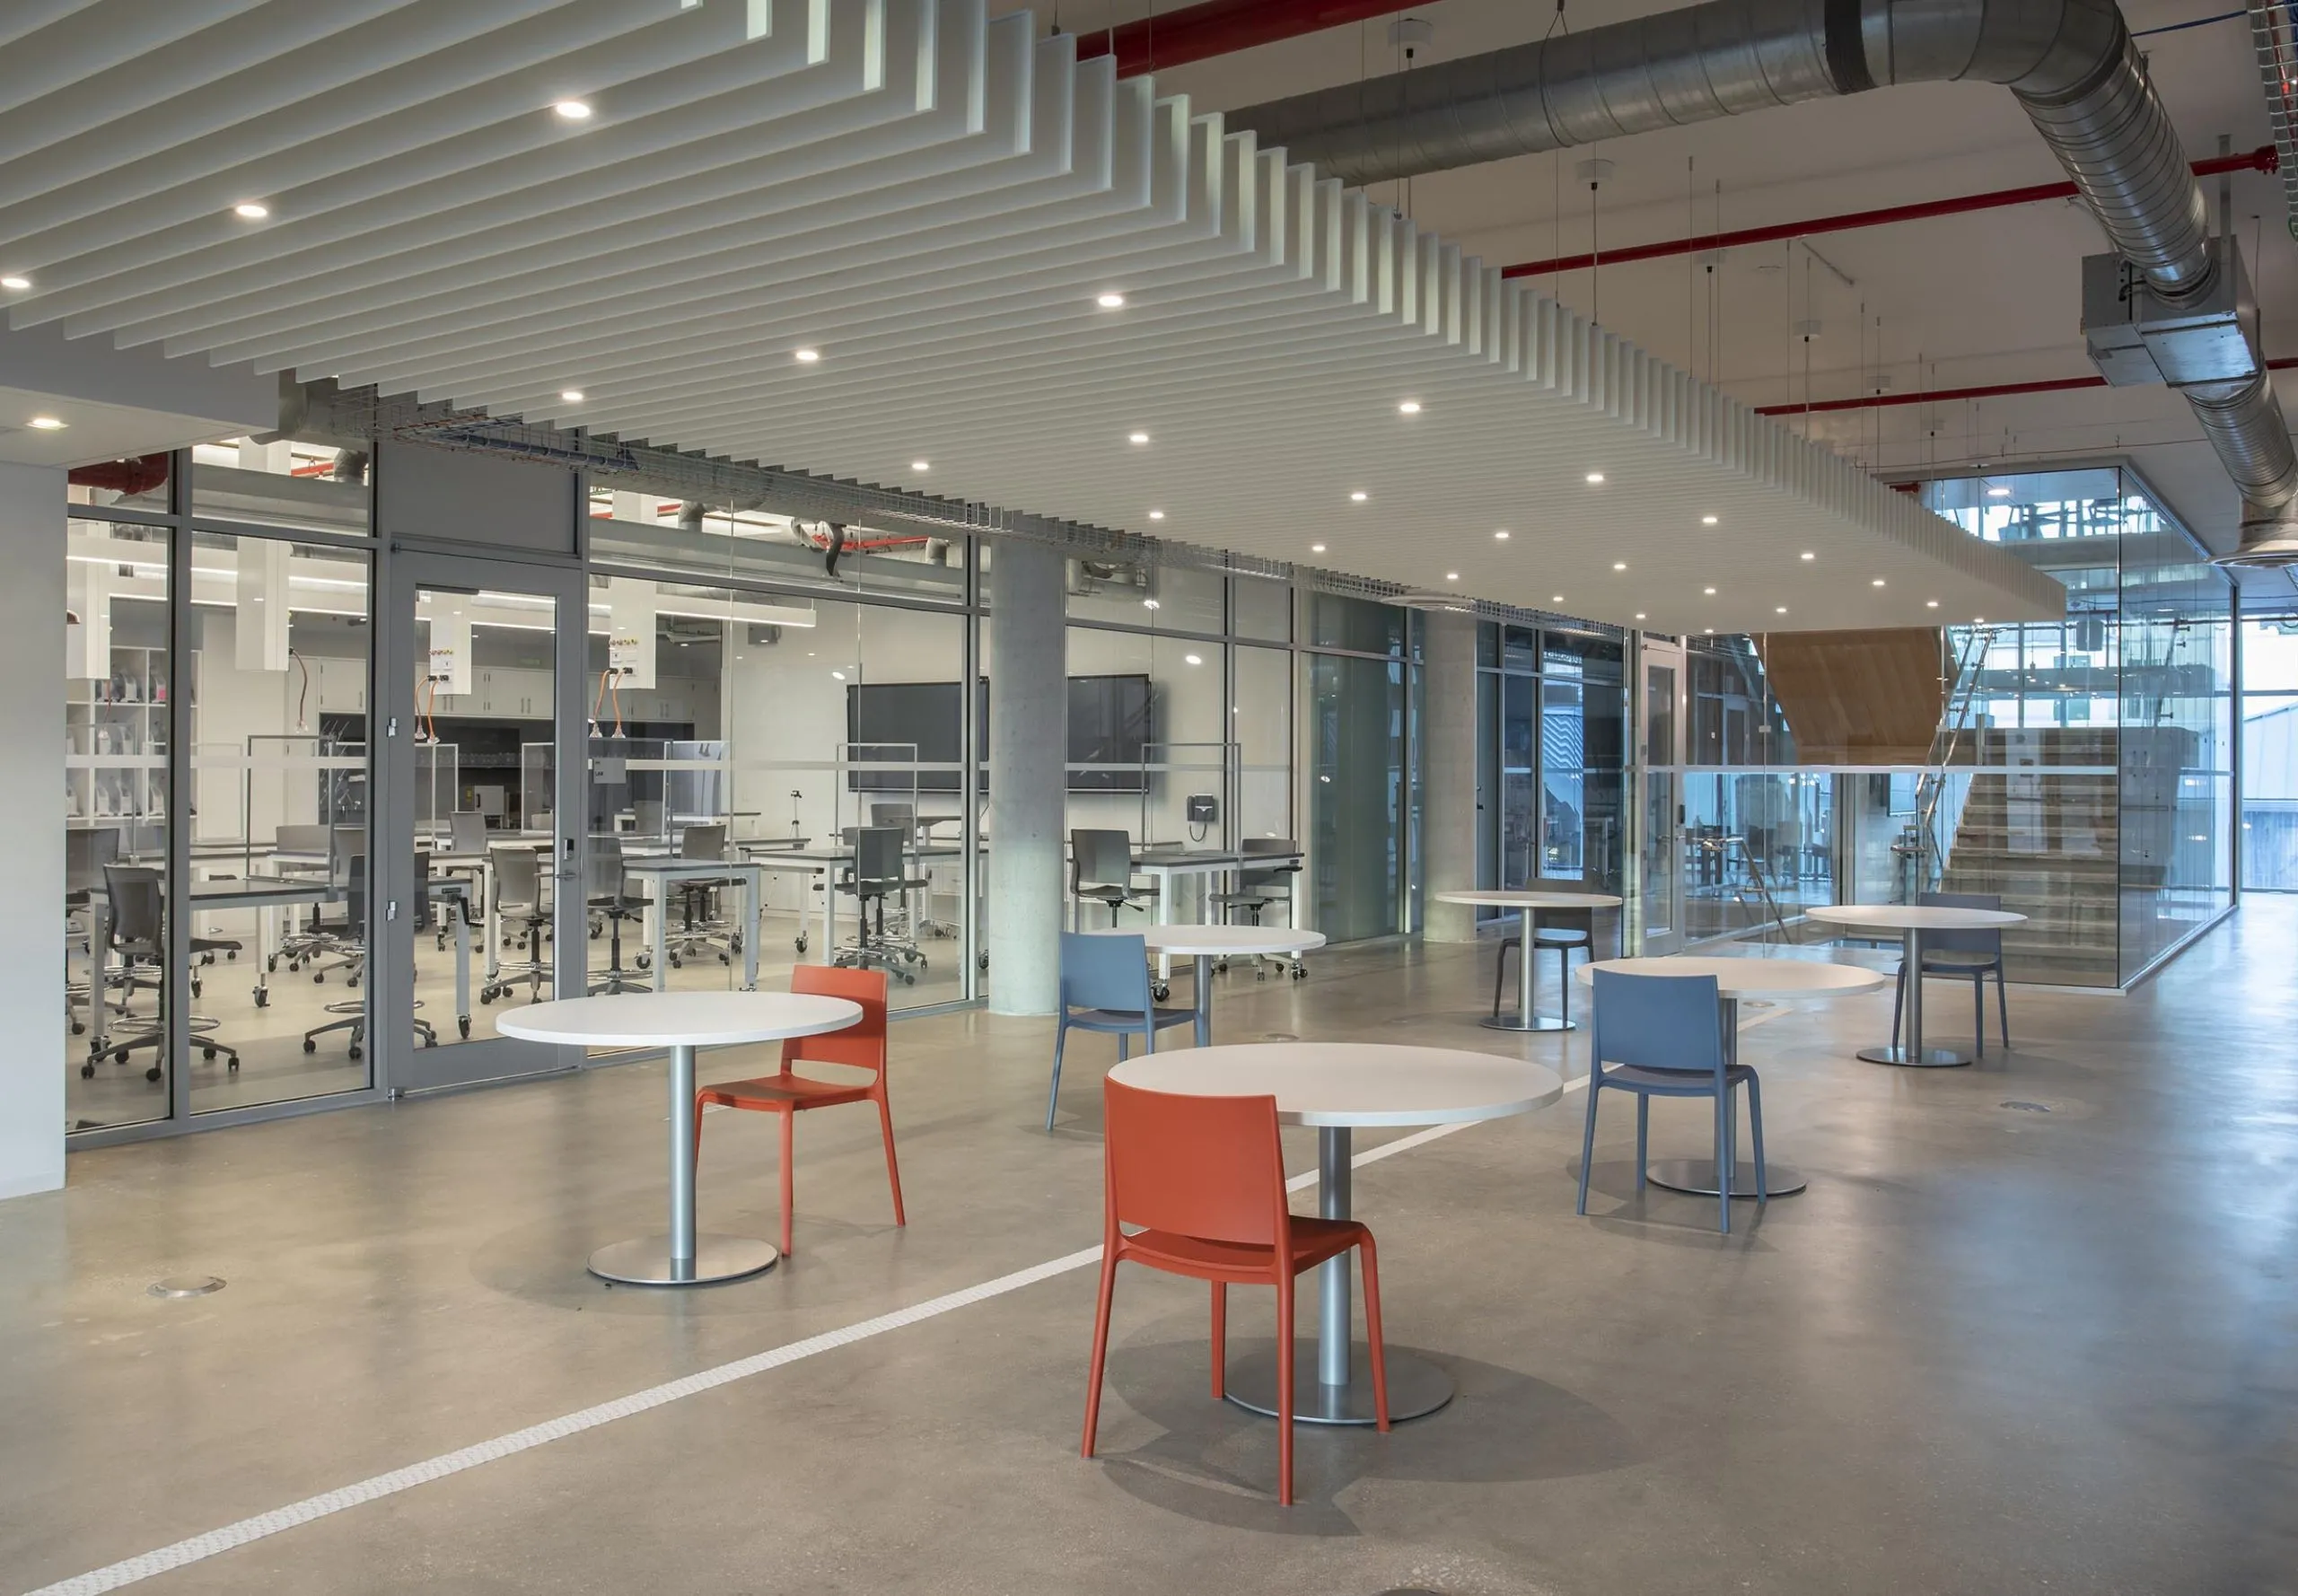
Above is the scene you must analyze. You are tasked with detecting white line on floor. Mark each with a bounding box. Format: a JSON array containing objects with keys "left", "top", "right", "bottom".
[{"left": 22, "top": 1101, "right": 1562, "bottom": 1596}]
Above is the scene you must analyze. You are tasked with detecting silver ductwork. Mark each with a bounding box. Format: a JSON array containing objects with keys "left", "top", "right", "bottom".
[{"left": 1227, "top": 0, "right": 2298, "bottom": 566}]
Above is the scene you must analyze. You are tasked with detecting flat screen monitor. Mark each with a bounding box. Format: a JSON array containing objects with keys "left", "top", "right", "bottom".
[{"left": 845, "top": 674, "right": 1150, "bottom": 793}]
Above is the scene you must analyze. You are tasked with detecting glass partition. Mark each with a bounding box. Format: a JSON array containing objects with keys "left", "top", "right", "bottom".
[{"left": 2241, "top": 616, "right": 2298, "bottom": 890}]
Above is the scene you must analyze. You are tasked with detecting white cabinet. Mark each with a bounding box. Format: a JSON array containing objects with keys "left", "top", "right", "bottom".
[{"left": 304, "top": 654, "right": 365, "bottom": 714}]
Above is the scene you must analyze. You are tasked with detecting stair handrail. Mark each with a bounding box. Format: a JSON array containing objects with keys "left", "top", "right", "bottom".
[{"left": 1912, "top": 626, "right": 1995, "bottom": 895}]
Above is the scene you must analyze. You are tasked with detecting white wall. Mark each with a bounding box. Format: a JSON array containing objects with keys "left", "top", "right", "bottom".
[{"left": 1, "top": 462, "right": 66, "bottom": 1199}]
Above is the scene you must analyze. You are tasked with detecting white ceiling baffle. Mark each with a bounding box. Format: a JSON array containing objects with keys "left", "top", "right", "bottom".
[{"left": 0, "top": 0, "right": 2063, "bottom": 633}]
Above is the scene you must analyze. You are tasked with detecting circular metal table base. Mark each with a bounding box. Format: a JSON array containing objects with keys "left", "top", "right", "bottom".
[
  {"left": 1645, "top": 1158, "right": 1808, "bottom": 1198},
  {"left": 1857, "top": 1045, "right": 1971, "bottom": 1068},
  {"left": 1479, "top": 1014, "right": 1574, "bottom": 1034},
  {"left": 587, "top": 1234, "right": 780, "bottom": 1287},
  {"left": 1221, "top": 1343, "right": 1454, "bottom": 1426}
]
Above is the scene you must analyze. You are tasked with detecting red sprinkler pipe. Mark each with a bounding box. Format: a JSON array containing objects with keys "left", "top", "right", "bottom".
[
  {"left": 1505, "top": 146, "right": 2278, "bottom": 280},
  {"left": 1074, "top": 0, "right": 1407, "bottom": 77},
  {"left": 1756, "top": 357, "right": 2298, "bottom": 417}
]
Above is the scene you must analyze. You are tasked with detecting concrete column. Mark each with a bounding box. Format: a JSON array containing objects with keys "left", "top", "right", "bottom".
[
  {"left": 1, "top": 463, "right": 66, "bottom": 1198},
  {"left": 987, "top": 539, "right": 1066, "bottom": 1014},
  {"left": 1421, "top": 609, "right": 1480, "bottom": 943}
]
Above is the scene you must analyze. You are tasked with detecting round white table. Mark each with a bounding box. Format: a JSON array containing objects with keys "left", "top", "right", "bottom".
[
  {"left": 1576, "top": 955, "right": 1888, "bottom": 1197},
  {"left": 1803, "top": 904, "right": 2026, "bottom": 1067},
  {"left": 1086, "top": 924, "right": 1327, "bottom": 1046},
  {"left": 1433, "top": 890, "right": 1623, "bottom": 1032},
  {"left": 1108, "top": 1043, "right": 1563, "bottom": 1425},
  {"left": 498, "top": 991, "right": 862, "bottom": 1285}
]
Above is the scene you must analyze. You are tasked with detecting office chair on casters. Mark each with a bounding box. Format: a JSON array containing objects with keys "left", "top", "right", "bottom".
[
  {"left": 1891, "top": 890, "right": 2013, "bottom": 1057},
  {"left": 1069, "top": 829, "right": 1156, "bottom": 930},
  {"left": 280, "top": 825, "right": 367, "bottom": 983},
  {"left": 448, "top": 810, "right": 490, "bottom": 854},
  {"left": 65, "top": 829, "right": 122, "bottom": 1036},
  {"left": 586, "top": 837, "right": 647, "bottom": 995},
  {"left": 85, "top": 864, "right": 240, "bottom": 1083},
  {"left": 1210, "top": 837, "right": 1308, "bottom": 981},
  {"left": 303, "top": 855, "right": 438, "bottom": 1060},
  {"left": 480, "top": 843, "right": 551, "bottom": 1005},
  {"left": 667, "top": 822, "right": 740, "bottom": 969},
  {"left": 832, "top": 827, "right": 928, "bottom": 986}
]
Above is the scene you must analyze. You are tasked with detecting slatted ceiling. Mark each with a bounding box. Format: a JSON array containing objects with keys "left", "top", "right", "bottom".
[{"left": 0, "top": 0, "right": 2062, "bottom": 634}]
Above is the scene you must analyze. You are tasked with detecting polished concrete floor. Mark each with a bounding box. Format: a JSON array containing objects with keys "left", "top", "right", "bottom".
[{"left": 6, "top": 901, "right": 2295, "bottom": 1594}]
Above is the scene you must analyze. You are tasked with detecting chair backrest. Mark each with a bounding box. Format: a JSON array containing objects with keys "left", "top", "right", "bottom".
[
  {"left": 1917, "top": 890, "right": 2004, "bottom": 954},
  {"left": 1071, "top": 829, "right": 1135, "bottom": 890},
  {"left": 680, "top": 822, "right": 728, "bottom": 862},
  {"left": 276, "top": 822, "right": 329, "bottom": 855},
  {"left": 449, "top": 811, "right": 489, "bottom": 853},
  {"left": 531, "top": 810, "right": 554, "bottom": 835},
  {"left": 855, "top": 826, "right": 905, "bottom": 888},
  {"left": 103, "top": 864, "right": 163, "bottom": 948},
  {"left": 1103, "top": 1079, "right": 1289, "bottom": 1248},
  {"left": 781, "top": 964, "right": 890, "bottom": 1075},
  {"left": 1590, "top": 969, "right": 1724, "bottom": 1080},
  {"left": 342, "top": 852, "right": 369, "bottom": 931},
  {"left": 634, "top": 798, "right": 665, "bottom": 836},
  {"left": 1238, "top": 836, "right": 1302, "bottom": 890},
  {"left": 329, "top": 824, "right": 367, "bottom": 885},
  {"left": 491, "top": 842, "right": 542, "bottom": 909},
  {"left": 585, "top": 836, "right": 627, "bottom": 903},
  {"left": 66, "top": 828, "right": 118, "bottom": 896},
  {"left": 1528, "top": 877, "right": 1596, "bottom": 932},
  {"left": 870, "top": 802, "right": 914, "bottom": 829},
  {"left": 410, "top": 853, "right": 431, "bottom": 934},
  {"left": 1061, "top": 931, "right": 1153, "bottom": 1015}
]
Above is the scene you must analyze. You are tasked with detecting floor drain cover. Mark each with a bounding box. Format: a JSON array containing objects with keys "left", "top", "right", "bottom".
[
  {"left": 1999, "top": 1101, "right": 2053, "bottom": 1114},
  {"left": 148, "top": 1276, "right": 225, "bottom": 1298}
]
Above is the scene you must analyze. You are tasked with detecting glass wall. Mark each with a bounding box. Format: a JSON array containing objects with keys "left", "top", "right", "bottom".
[{"left": 2241, "top": 615, "right": 2298, "bottom": 890}]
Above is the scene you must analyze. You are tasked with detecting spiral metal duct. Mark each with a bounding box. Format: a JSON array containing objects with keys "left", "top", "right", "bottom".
[{"left": 1227, "top": 0, "right": 2298, "bottom": 565}]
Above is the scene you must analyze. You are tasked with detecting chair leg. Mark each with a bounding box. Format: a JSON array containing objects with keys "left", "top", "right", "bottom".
[
  {"left": 1210, "top": 1283, "right": 1226, "bottom": 1399},
  {"left": 1557, "top": 947, "right": 1571, "bottom": 1027},
  {"left": 1491, "top": 940, "right": 1512, "bottom": 1019},
  {"left": 1116, "top": 1030, "right": 1130, "bottom": 1064},
  {"left": 1891, "top": 962, "right": 1907, "bottom": 1051},
  {"left": 1972, "top": 971, "right": 1986, "bottom": 1059},
  {"left": 1046, "top": 1021, "right": 1069, "bottom": 1133},
  {"left": 1082, "top": 1250, "right": 1118, "bottom": 1459},
  {"left": 1635, "top": 1095, "right": 1650, "bottom": 1188},
  {"left": 1356, "top": 1236, "right": 1391, "bottom": 1432},
  {"left": 1576, "top": 1083, "right": 1601, "bottom": 1215},
  {"left": 1715, "top": 1090, "right": 1732, "bottom": 1235},
  {"left": 1745, "top": 1074, "right": 1768, "bottom": 1201},
  {"left": 1995, "top": 967, "right": 2012, "bottom": 1049},
  {"left": 1276, "top": 1272, "right": 1296, "bottom": 1505},
  {"left": 779, "top": 1108, "right": 795, "bottom": 1259},
  {"left": 874, "top": 1089, "right": 906, "bottom": 1228}
]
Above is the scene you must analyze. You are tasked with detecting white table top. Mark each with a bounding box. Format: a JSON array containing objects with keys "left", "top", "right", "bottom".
[
  {"left": 1433, "top": 889, "right": 1623, "bottom": 909},
  {"left": 495, "top": 991, "right": 862, "bottom": 1048},
  {"left": 1574, "top": 954, "right": 1889, "bottom": 999},
  {"left": 1805, "top": 904, "right": 2026, "bottom": 932},
  {"left": 1086, "top": 924, "right": 1327, "bottom": 957},
  {"left": 1109, "top": 1043, "right": 1564, "bottom": 1128}
]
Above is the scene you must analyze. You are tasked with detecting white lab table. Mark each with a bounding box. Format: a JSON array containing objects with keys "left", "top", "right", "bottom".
[
  {"left": 1804, "top": 904, "right": 2027, "bottom": 1066},
  {"left": 1432, "top": 889, "right": 1623, "bottom": 1032},
  {"left": 1086, "top": 923, "right": 1325, "bottom": 1046},
  {"left": 1109, "top": 1042, "right": 1562, "bottom": 1425},
  {"left": 1576, "top": 954, "right": 1888, "bottom": 1196},
  {"left": 497, "top": 991, "right": 862, "bottom": 1285}
]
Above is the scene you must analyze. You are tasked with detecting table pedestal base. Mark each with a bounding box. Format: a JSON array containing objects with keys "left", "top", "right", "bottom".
[
  {"left": 587, "top": 1234, "right": 779, "bottom": 1286},
  {"left": 1479, "top": 1013, "right": 1574, "bottom": 1033},
  {"left": 1221, "top": 1342, "right": 1453, "bottom": 1426},
  {"left": 1856, "top": 1044, "right": 1970, "bottom": 1068},
  {"left": 1646, "top": 1158, "right": 1807, "bottom": 1197}
]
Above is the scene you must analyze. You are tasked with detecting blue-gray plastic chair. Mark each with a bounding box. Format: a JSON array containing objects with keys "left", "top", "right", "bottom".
[
  {"left": 1577, "top": 969, "right": 1767, "bottom": 1234},
  {"left": 1891, "top": 890, "right": 2011, "bottom": 1057},
  {"left": 1047, "top": 932, "right": 1195, "bottom": 1132}
]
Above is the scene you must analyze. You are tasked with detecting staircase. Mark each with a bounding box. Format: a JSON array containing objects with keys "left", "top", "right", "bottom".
[{"left": 1938, "top": 727, "right": 2120, "bottom": 986}]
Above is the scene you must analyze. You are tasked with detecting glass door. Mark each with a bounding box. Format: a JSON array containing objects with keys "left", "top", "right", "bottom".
[
  {"left": 375, "top": 551, "right": 587, "bottom": 1093},
  {"left": 1640, "top": 637, "right": 1688, "bottom": 954}
]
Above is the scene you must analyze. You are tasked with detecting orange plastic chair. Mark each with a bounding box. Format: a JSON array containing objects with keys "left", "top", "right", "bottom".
[
  {"left": 694, "top": 965, "right": 903, "bottom": 1258},
  {"left": 1082, "top": 1077, "right": 1389, "bottom": 1505}
]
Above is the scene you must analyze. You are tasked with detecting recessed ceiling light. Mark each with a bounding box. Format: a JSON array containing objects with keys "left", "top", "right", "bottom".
[
  {"left": 1142, "top": 598, "right": 1161, "bottom": 609},
  {"left": 1987, "top": 486, "right": 2012, "bottom": 497},
  {"left": 1096, "top": 293, "right": 1127, "bottom": 309},
  {"left": 1128, "top": 431, "right": 1150, "bottom": 444},
  {"left": 1147, "top": 510, "right": 1164, "bottom": 521},
  {"left": 911, "top": 460, "right": 930, "bottom": 472},
  {"left": 794, "top": 347, "right": 821, "bottom": 364},
  {"left": 1800, "top": 551, "right": 1815, "bottom": 561},
  {"left": 1871, "top": 578, "right": 1886, "bottom": 587},
  {"left": 1612, "top": 562, "right": 1627, "bottom": 572},
  {"left": 1310, "top": 543, "right": 1326, "bottom": 553},
  {"left": 1701, "top": 514, "right": 1718, "bottom": 525},
  {"left": 1348, "top": 490, "right": 1368, "bottom": 503},
  {"left": 28, "top": 416, "right": 66, "bottom": 430},
  {"left": 1705, "top": 627, "right": 1715, "bottom": 634},
  {"left": 1445, "top": 572, "right": 1459, "bottom": 581},
  {"left": 1552, "top": 594, "right": 1564, "bottom": 603},
  {"left": 1776, "top": 606, "right": 1789, "bottom": 615},
  {"left": 232, "top": 202, "right": 270, "bottom": 220},
  {"left": 1398, "top": 400, "right": 1422, "bottom": 415},
  {"left": 1634, "top": 612, "right": 1647, "bottom": 620},
  {"left": 1703, "top": 586, "right": 1716, "bottom": 595},
  {"left": 553, "top": 100, "right": 592, "bottom": 120},
  {"left": 830, "top": 670, "right": 846, "bottom": 680},
  {"left": 1926, "top": 600, "right": 1940, "bottom": 609},
  {"left": 1974, "top": 616, "right": 1986, "bottom": 622},
  {"left": 559, "top": 389, "right": 585, "bottom": 403},
  {"left": 0, "top": 275, "right": 27, "bottom": 292},
  {"left": 1494, "top": 530, "right": 1510, "bottom": 540},
  {"left": 1184, "top": 653, "right": 1203, "bottom": 666},
  {"left": 1585, "top": 471, "right": 1605, "bottom": 484}
]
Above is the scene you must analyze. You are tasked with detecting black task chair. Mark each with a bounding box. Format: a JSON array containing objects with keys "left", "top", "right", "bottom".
[
  {"left": 303, "top": 855, "right": 438, "bottom": 1060},
  {"left": 480, "top": 843, "right": 551, "bottom": 1005},
  {"left": 1891, "top": 890, "right": 2012, "bottom": 1057},
  {"left": 834, "top": 826, "right": 929, "bottom": 986},
  {"left": 587, "top": 837, "right": 647, "bottom": 995},
  {"left": 85, "top": 864, "right": 239, "bottom": 1083},
  {"left": 1210, "top": 837, "right": 1309, "bottom": 981}
]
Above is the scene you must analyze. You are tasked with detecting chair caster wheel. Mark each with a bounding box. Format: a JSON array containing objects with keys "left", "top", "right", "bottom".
[
  {"left": 313, "top": 973, "right": 325, "bottom": 984},
  {"left": 254, "top": 989, "right": 268, "bottom": 1008},
  {"left": 480, "top": 992, "right": 496, "bottom": 1005},
  {"left": 669, "top": 956, "right": 681, "bottom": 969},
  {"left": 72, "top": 1022, "right": 85, "bottom": 1035},
  {"left": 227, "top": 1060, "right": 239, "bottom": 1073},
  {"left": 795, "top": 936, "right": 809, "bottom": 954},
  {"left": 978, "top": 952, "right": 989, "bottom": 971},
  {"left": 424, "top": 1034, "right": 436, "bottom": 1048},
  {"left": 80, "top": 1063, "right": 94, "bottom": 1079},
  {"left": 145, "top": 1066, "right": 162, "bottom": 1083},
  {"left": 1292, "top": 966, "right": 1308, "bottom": 980},
  {"left": 226, "top": 950, "right": 236, "bottom": 960},
  {"left": 203, "top": 1048, "right": 216, "bottom": 1061},
  {"left": 303, "top": 1039, "right": 317, "bottom": 1054},
  {"left": 349, "top": 1046, "right": 363, "bottom": 1060},
  {"left": 115, "top": 1050, "right": 130, "bottom": 1065},
  {"left": 190, "top": 980, "right": 201, "bottom": 997},
  {"left": 718, "top": 953, "right": 730, "bottom": 965},
  {"left": 459, "top": 1018, "right": 472, "bottom": 1039},
  {"left": 1153, "top": 982, "right": 1170, "bottom": 1002},
  {"left": 266, "top": 955, "right": 277, "bottom": 973}
]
